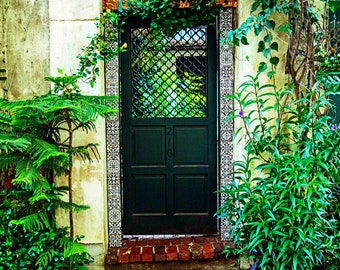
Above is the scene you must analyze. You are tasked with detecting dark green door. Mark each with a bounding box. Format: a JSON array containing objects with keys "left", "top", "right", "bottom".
[{"left": 121, "top": 18, "right": 217, "bottom": 235}]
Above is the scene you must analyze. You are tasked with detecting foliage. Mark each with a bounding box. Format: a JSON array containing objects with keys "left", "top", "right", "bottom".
[
  {"left": 0, "top": 189, "right": 93, "bottom": 270},
  {"left": 134, "top": 70, "right": 206, "bottom": 118},
  {"left": 0, "top": 11, "right": 121, "bottom": 269},
  {"left": 131, "top": 30, "right": 206, "bottom": 117},
  {"left": 216, "top": 0, "right": 340, "bottom": 269},
  {"left": 116, "top": 0, "right": 220, "bottom": 35},
  {"left": 216, "top": 69, "right": 340, "bottom": 269}
]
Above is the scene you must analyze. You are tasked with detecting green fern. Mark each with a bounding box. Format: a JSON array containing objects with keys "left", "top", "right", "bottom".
[
  {"left": 12, "top": 160, "right": 40, "bottom": 187},
  {"left": 28, "top": 137, "right": 69, "bottom": 168},
  {"left": 11, "top": 211, "right": 51, "bottom": 232},
  {"left": 0, "top": 133, "right": 31, "bottom": 153},
  {"left": 0, "top": 12, "right": 121, "bottom": 269},
  {"left": 35, "top": 248, "right": 56, "bottom": 268}
]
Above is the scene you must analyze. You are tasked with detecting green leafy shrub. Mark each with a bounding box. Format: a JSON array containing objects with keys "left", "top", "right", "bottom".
[
  {"left": 0, "top": 11, "right": 122, "bottom": 269},
  {"left": 0, "top": 187, "right": 93, "bottom": 270},
  {"left": 216, "top": 69, "right": 340, "bottom": 269}
]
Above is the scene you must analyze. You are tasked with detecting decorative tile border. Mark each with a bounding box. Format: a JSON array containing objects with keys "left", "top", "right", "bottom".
[
  {"left": 219, "top": 8, "right": 234, "bottom": 240},
  {"left": 106, "top": 9, "right": 234, "bottom": 246},
  {"left": 105, "top": 38, "right": 122, "bottom": 247}
]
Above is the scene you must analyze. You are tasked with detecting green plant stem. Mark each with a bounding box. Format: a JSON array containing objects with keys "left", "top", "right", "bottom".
[{"left": 64, "top": 108, "right": 74, "bottom": 238}]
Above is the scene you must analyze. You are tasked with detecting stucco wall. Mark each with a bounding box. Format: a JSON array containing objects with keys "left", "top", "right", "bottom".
[
  {"left": 233, "top": 2, "right": 288, "bottom": 164},
  {"left": 49, "top": 0, "right": 108, "bottom": 266},
  {"left": 1, "top": 0, "right": 50, "bottom": 100}
]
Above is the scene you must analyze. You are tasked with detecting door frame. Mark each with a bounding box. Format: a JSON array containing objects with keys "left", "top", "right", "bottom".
[
  {"left": 120, "top": 21, "right": 218, "bottom": 234},
  {"left": 105, "top": 9, "right": 235, "bottom": 247}
]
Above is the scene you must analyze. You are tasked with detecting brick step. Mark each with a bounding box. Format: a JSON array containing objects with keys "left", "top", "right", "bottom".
[{"left": 106, "top": 235, "right": 234, "bottom": 265}]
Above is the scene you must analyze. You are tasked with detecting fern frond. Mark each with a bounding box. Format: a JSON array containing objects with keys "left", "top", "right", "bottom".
[
  {"left": 10, "top": 211, "right": 50, "bottom": 232},
  {"left": 56, "top": 200, "right": 90, "bottom": 213},
  {"left": 0, "top": 97, "right": 35, "bottom": 110},
  {"left": 67, "top": 143, "right": 100, "bottom": 162},
  {"left": 35, "top": 248, "right": 55, "bottom": 268},
  {"left": 0, "top": 152, "right": 23, "bottom": 171},
  {"left": 0, "top": 111, "right": 12, "bottom": 129},
  {"left": 29, "top": 177, "right": 52, "bottom": 204},
  {"left": 65, "top": 94, "right": 118, "bottom": 122},
  {"left": 10, "top": 105, "right": 45, "bottom": 131},
  {"left": 13, "top": 159, "right": 40, "bottom": 187},
  {"left": 0, "top": 132, "right": 31, "bottom": 153},
  {"left": 71, "top": 119, "right": 97, "bottom": 133},
  {"left": 57, "top": 237, "right": 88, "bottom": 258},
  {"left": 28, "top": 137, "right": 69, "bottom": 168}
]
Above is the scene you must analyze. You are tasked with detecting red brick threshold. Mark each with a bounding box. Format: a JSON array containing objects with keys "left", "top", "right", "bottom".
[{"left": 105, "top": 235, "right": 235, "bottom": 265}]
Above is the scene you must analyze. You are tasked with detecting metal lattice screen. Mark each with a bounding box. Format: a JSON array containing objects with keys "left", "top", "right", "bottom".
[{"left": 130, "top": 27, "right": 208, "bottom": 118}]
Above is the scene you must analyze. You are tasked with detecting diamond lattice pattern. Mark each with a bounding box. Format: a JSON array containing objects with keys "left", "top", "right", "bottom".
[{"left": 131, "top": 27, "right": 208, "bottom": 118}]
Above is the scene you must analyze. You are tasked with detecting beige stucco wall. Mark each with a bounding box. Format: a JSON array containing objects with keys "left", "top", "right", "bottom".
[
  {"left": 1, "top": 0, "right": 50, "bottom": 99},
  {"left": 49, "top": 0, "right": 108, "bottom": 266},
  {"left": 233, "top": 2, "right": 288, "bottom": 164}
]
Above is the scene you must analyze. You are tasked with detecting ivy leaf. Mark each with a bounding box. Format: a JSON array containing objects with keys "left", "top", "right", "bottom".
[
  {"left": 267, "top": 70, "right": 276, "bottom": 78},
  {"left": 258, "top": 62, "right": 268, "bottom": 73},
  {"left": 278, "top": 23, "right": 292, "bottom": 35},
  {"left": 257, "top": 41, "right": 265, "bottom": 53},
  {"left": 265, "top": 19, "right": 276, "bottom": 30},
  {"left": 241, "top": 36, "right": 250, "bottom": 45},
  {"left": 263, "top": 48, "right": 271, "bottom": 58},
  {"left": 251, "top": 1, "right": 261, "bottom": 12},
  {"left": 264, "top": 33, "right": 272, "bottom": 43},
  {"left": 270, "top": 42, "right": 279, "bottom": 51},
  {"left": 270, "top": 57, "right": 280, "bottom": 66},
  {"left": 90, "top": 80, "right": 95, "bottom": 88},
  {"left": 254, "top": 24, "right": 264, "bottom": 36}
]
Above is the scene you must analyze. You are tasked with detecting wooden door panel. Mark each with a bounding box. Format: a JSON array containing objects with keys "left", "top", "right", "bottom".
[
  {"left": 174, "top": 174, "right": 208, "bottom": 214},
  {"left": 133, "top": 175, "right": 166, "bottom": 214},
  {"left": 131, "top": 126, "right": 166, "bottom": 166},
  {"left": 174, "top": 126, "right": 208, "bottom": 166}
]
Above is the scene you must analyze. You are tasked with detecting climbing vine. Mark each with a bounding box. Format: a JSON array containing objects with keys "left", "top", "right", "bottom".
[{"left": 113, "top": 0, "right": 222, "bottom": 34}]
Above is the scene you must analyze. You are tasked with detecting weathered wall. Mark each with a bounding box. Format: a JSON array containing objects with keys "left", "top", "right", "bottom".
[
  {"left": 2, "top": 0, "right": 50, "bottom": 100},
  {"left": 233, "top": 2, "right": 288, "bottom": 164},
  {"left": 49, "top": 0, "right": 108, "bottom": 266}
]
